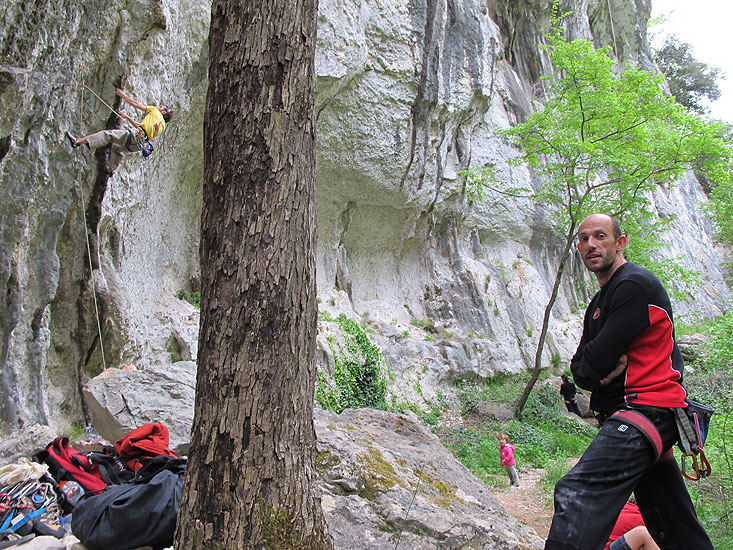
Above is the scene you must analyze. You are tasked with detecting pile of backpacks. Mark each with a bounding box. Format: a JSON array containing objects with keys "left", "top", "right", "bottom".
[{"left": 0, "top": 423, "right": 185, "bottom": 550}]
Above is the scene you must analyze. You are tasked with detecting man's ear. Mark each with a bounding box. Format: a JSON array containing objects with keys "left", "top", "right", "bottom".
[{"left": 617, "top": 234, "right": 628, "bottom": 252}]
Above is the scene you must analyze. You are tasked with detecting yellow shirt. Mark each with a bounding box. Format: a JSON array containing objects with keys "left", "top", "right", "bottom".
[{"left": 139, "top": 106, "right": 166, "bottom": 139}]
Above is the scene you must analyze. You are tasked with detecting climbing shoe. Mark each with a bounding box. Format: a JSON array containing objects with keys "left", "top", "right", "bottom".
[{"left": 64, "top": 131, "right": 79, "bottom": 148}]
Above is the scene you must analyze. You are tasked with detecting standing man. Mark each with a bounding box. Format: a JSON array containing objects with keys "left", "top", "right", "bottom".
[
  {"left": 544, "top": 213, "right": 712, "bottom": 550},
  {"left": 65, "top": 88, "right": 173, "bottom": 176},
  {"left": 559, "top": 373, "right": 582, "bottom": 417}
]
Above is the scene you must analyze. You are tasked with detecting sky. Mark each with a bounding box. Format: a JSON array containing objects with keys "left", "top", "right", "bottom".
[{"left": 650, "top": 0, "right": 733, "bottom": 123}]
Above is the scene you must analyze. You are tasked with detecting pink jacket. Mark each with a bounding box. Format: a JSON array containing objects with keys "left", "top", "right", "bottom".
[{"left": 500, "top": 443, "right": 516, "bottom": 467}]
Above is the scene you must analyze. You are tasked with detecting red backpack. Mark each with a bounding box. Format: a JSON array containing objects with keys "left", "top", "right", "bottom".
[{"left": 33, "top": 436, "right": 110, "bottom": 494}]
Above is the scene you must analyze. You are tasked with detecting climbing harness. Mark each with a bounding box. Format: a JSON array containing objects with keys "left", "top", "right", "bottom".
[
  {"left": 611, "top": 401, "right": 714, "bottom": 482},
  {"left": 136, "top": 128, "right": 154, "bottom": 160},
  {"left": 674, "top": 400, "right": 714, "bottom": 481},
  {"left": 611, "top": 409, "right": 663, "bottom": 461}
]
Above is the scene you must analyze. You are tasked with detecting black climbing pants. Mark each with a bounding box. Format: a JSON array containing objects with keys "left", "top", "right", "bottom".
[{"left": 544, "top": 405, "right": 713, "bottom": 550}]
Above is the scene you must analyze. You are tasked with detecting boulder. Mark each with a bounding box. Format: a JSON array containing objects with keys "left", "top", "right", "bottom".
[
  {"left": 82, "top": 362, "right": 196, "bottom": 455},
  {"left": 79, "top": 367, "right": 543, "bottom": 549},
  {"left": 316, "top": 407, "right": 543, "bottom": 549}
]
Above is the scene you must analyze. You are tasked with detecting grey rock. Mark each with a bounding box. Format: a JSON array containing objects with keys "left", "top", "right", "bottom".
[
  {"left": 316, "top": 407, "right": 544, "bottom": 549},
  {"left": 76, "top": 365, "right": 544, "bottom": 549},
  {"left": 82, "top": 362, "right": 196, "bottom": 454},
  {"left": 677, "top": 333, "right": 711, "bottom": 363},
  {"left": 0, "top": 0, "right": 727, "bottom": 479},
  {"left": 0, "top": 424, "right": 58, "bottom": 464}
]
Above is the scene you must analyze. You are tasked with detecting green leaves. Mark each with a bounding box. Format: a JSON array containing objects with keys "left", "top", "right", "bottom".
[
  {"left": 463, "top": 26, "right": 732, "bottom": 293},
  {"left": 467, "top": 19, "right": 732, "bottom": 414},
  {"left": 316, "top": 314, "right": 388, "bottom": 413},
  {"left": 655, "top": 35, "right": 723, "bottom": 114}
]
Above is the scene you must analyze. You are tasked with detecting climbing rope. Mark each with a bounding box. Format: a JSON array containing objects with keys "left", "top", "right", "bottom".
[
  {"left": 606, "top": 0, "right": 620, "bottom": 64},
  {"left": 81, "top": 83, "right": 130, "bottom": 126},
  {"left": 393, "top": 460, "right": 424, "bottom": 550},
  {"left": 74, "top": 80, "right": 107, "bottom": 371}
]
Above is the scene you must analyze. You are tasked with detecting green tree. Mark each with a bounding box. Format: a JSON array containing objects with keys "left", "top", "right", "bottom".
[
  {"left": 655, "top": 35, "right": 724, "bottom": 114},
  {"left": 706, "top": 174, "right": 733, "bottom": 248},
  {"left": 463, "top": 21, "right": 731, "bottom": 415}
]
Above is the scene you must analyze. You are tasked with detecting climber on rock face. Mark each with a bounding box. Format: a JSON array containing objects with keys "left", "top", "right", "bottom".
[{"left": 65, "top": 88, "right": 173, "bottom": 176}]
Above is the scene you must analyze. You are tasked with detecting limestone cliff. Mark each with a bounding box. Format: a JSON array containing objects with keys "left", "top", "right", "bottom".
[{"left": 0, "top": 0, "right": 728, "bottom": 437}]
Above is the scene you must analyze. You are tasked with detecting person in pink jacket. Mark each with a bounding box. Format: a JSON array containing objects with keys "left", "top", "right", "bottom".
[{"left": 498, "top": 433, "right": 520, "bottom": 487}]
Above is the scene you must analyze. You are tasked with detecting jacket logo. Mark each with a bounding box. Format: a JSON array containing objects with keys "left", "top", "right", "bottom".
[
  {"left": 593, "top": 308, "right": 601, "bottom": 320},
  {"left": 618, "top": 424, "right": 628, "bottom": 432}
]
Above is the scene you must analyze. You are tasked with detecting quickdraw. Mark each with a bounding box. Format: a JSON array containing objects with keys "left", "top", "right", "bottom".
[
  {"left": 674, "top": 401, "right": 714, "bottom": 481},
  {"left": 0, "top": 480, "right": 52, "bottom": 534}
]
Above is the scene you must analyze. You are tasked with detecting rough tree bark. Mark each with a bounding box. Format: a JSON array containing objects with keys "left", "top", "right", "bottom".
[{"left": 174, "top": 0, "right": 332, "bottom": 547}]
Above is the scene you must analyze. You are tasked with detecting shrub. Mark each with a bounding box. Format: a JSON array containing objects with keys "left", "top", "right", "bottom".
[{"left": 316, "top": 314, "right": 388, "bottom": 413}]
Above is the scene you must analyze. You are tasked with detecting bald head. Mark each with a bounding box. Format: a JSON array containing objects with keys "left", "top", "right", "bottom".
[
  {"left": 577, "top": 214, "right": 627, "bottom": 286},
  {"left": 579, "top": 214, "right": 622, "bottom": 239}
]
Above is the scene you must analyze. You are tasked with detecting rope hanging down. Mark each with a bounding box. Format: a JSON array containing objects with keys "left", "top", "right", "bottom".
[{"left": 74, "top": 80, "right": 107, "bottom": 371}]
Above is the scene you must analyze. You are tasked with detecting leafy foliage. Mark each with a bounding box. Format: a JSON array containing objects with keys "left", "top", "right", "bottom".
[
  {"left": 620, "top": 214, "right": 700, "bottom": 301},
  {"left": 460, "top": 10, "right": 732, "bottom": 414},
  {"left": 655, "top": 35, "right": 724, "bottom": 114},
  {"left": 499, "top": 28, "right": 730, "bottom": 226},
  {"left": 706, "top": 175, "right": 733, "bottom": 281},
  {"left": 686, "top": 306, "right": 733, "bottom": 412},
  {"left": 176, "top": 289, "right": 201, "bottom": 308},
  {"left": 678, "top": 308, "right": 733, "bottom": 547},
  {"left": 316, "top": 314, "right": 388, "bottom": 413}
]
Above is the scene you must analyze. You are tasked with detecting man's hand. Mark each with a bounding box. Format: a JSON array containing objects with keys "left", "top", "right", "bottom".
[
  {"left": 600, "top": 354, "right": 627, "bottom": 386},
  {"left": 115, "top": 88, "right": 146, "bottom": 112},
  {"left": 118, "top": 110, "right": 140, "bottom": 127}
]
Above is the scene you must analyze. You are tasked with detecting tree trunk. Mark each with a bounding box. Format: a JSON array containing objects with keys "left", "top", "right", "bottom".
[
  {"left": 174, "top": 0, "right": 332, "bottom": 547},
  {"left": 516, "top": 218, "right": 579, "bottom": 416}
]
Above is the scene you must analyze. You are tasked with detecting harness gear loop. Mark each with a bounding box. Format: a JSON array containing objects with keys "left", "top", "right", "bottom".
[
  {"left": 137, "top": 128, "right": 154, "bottom": 159},
  {"left": 674, "top": 406, "right": 712, "bottom": 481}
]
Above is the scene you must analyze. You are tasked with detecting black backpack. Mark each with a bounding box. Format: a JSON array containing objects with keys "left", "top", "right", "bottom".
[{"left": 71, "top": 456, "right": 187, "bottom": 550}]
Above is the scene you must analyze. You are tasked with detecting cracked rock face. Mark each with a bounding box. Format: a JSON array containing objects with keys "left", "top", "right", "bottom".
[{"left": 0, "top": 0, "right": 728, "bottom": 440}]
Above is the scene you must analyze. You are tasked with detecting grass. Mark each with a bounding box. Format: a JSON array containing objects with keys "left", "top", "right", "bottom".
[{"left": 441, "top": 375, "right": 595, "bottom": 493}]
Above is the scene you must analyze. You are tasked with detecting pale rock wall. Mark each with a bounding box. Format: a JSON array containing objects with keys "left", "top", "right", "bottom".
[
  {"left": 0, "top": 0, "right": 208, "bottom": 433},
  {"left": 0, "top": 0, "right": 728, "bottom": 435}
]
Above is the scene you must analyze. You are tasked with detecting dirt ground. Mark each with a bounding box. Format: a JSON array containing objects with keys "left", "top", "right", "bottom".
[{"left": 493, "top": 466, "right": 553, "bottom": 540}]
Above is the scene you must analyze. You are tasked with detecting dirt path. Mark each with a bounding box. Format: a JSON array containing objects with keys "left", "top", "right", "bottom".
[{"left": 494, "top": 467, "right": 553, "bottom": 540}]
